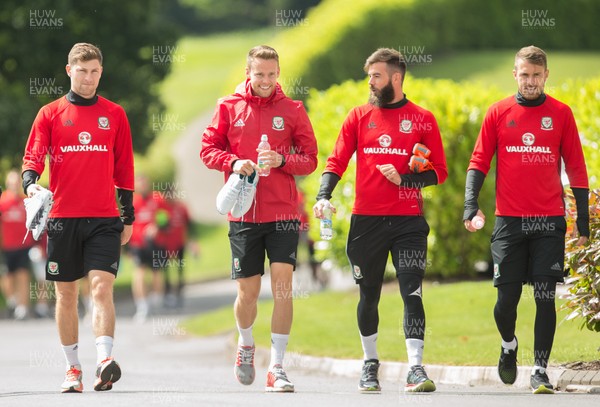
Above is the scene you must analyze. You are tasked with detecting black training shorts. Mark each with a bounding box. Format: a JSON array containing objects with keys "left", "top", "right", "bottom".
[
  {"left": 3, "top": 248, "right": 32, "bottom": 273},
  {"left": 46, "top": 217, "right": 124, "bottom": 282},
  {"left": 490, "top": 216, "right": 566, "bottom": 286},
  {"left": 228, "top": 220, "right": 300, "bottom": 279},
  {"left": 346, "top": 215, "right": 430, "bottom": 287}
]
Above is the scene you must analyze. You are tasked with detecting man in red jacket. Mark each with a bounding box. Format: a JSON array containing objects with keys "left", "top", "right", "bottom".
[
  {"left": 22, "top": 43, "right": 134, "bottom": 393},
  {"left": 314, "top": 48, "right": 447, "bottom": 393},
  {"left": 463, "top": 46, "right": 589, "bottom": 394},
  {"left": 201, "top": 45, "right": 317, "bottom": 392}
]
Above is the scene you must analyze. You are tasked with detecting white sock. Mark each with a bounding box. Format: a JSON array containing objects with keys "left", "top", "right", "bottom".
[
  {"left": 269, "top": 333, "right": 289, "bottom": 369},
  {"left": 237, "top": 324, "right": 254, "bottom": 347},
  {"left": 360, "top": 332, "right": 378, "bottom": 361},
  {"left": 61, "top": 343, "right": 81, "bottom": 369},
  {"left": 406, "top": 338, "right": 424, "bottom": 366},
  {"left": 532, "top": 365, "right": 545, "bottom": 374},
  {"left": 95, "top": 336, "right": 114, "bottom": 364},
  {"left": 502, "top": 337, "right": 517, "bottom": 351}
]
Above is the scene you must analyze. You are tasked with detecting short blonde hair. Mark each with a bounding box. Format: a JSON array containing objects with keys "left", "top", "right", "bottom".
[
  {"left": 515, "top": 45, "right": 547, "bottom": 69},
  {"left": 68, "top": 43, "right": 103, "bottom": 66},
  {"left": 247, "top": 45, "right": 279, "bottom": 69}
]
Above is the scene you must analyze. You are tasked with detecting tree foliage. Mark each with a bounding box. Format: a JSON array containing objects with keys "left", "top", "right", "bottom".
[
  {"left": 0, "top": 0, "right": 180, "bottom": 168},
  {"left": 274, "top": 0, "right": 600, "bottom": 98}
]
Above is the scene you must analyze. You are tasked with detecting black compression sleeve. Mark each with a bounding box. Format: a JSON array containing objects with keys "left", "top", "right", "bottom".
[
  {"left": 117, "top": 189, "right": 135, "bottom": 225},
  {"left": 22, "top": 170, "right": 40, "bottom": 195},
  {"left": 399, "top": 170, "right": 438, "bottom": 189},
  {"left": 572, "top": 187, "right": 590, "bottom": 237},
  {"left": 463, "top": 169, "right": 486, "bottom": 221},
  {"left": 316, "top": 172, "right": 341, "bottom": 201}
]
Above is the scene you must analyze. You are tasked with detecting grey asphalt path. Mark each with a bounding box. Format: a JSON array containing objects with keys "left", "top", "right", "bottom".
[
  {"left": 2, "top": 316, "right": 599, "bottom": 407},
  {"left": 1, "top": 267, "right": 599, "bottom": 406}
]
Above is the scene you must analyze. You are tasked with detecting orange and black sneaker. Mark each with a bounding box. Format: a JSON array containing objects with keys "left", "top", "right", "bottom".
[
  {"left": 61, "top": 365, "right": 83, "bottom": 393},
  {"left": 94, "top": 357, "right": 121, "bottom": 391}
]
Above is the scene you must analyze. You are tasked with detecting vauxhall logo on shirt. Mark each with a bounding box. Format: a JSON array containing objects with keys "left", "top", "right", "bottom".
[
  {"left": 363, "top": 134, "right": 408, "bottom": 155},
  {"left": 60, "top": 131, "right": 108, "bottom": 153},
  {"left": 505, "top": 132, "right": 551, "bottom": 154}
]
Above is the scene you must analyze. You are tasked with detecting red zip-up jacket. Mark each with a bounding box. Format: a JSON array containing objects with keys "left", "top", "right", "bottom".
[{"left": 201, "top": 80, "right": 318, "bottom": 223}]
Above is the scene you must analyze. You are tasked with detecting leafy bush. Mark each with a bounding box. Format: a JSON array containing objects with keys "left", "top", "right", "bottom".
[{"left": 561, "top": 190, "right": 600, "bottom": 332}]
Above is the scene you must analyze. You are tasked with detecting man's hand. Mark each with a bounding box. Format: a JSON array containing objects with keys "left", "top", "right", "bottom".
[
  {"left": 464, "top": 209, "right": 485, "bottom": 232},
  {"left": 232, "top": 159, "right": 258, "bottom": 176},
  {"left": 313, "top": 199, "right": 336, "bottom": 219},
  {"left": 256, "top": 149, "right": 284, "bottom": 170},
  {"left": 26, "top": 184, "right": 43, "bottom": 198},
  {"left": 376, "top": 164, "right": 401, "bottom": 186},
  {"left": 121, "top": 224, "right": 133, "bottom": 245}
]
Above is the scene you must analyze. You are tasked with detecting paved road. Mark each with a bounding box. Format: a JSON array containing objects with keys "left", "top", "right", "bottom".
[{"left": 1, "top": 269, "right": 599, "bottom": 406}]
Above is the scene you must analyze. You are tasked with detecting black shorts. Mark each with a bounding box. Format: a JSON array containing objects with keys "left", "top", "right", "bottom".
[
  {"left": 46, "top": 217, "right": 124, "bottom": 282},
  {"left": 346, "top": 215, "right": 430, "bottom": 287},
  {"left": 228, "top": 220, "right": 300, "bottom": 279},
  {"left": 3, "top": 248, "right": 32, "bottom": 273},
  {"left": 490, "top": 216, "right": 566, "bottom": 286},
  {"left": 129, "top": 245, "right": 158, "bottom": 270}
]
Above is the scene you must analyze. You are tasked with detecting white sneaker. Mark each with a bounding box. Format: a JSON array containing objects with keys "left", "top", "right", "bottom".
[
  {"left": 265, "top": 364, "right": 294, "bottom": 392},
  {"left": 24, "top": 187, "right": 53, "bottom": 241},
  {"left": 216, "top": 174, "right": 245, "bottom": 215},
  {"left": 231, "top": 172, "right": 259, "bottom": 218}
]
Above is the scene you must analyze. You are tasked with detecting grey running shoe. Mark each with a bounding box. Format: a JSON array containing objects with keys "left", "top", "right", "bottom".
[
  {"left": 94, "top": 357, "right": 121, "bottom": 391},
  {"left": 498, "top": 339, "right": 518, "bottom": 385},
  {"left": 405, "top": 365, "right": 436, "bottom": 392},
  {"left": 265, "top": 364, "right": 294, "bottom": 392},
  {"left": 234, "top": 345, "right": 256, "bottom": 385},
  {"left": 531, "top": 368, "right": 554, "bottom": 394},
  {"left": 358, "top": 359, "right": 381, "bottom": 392}
]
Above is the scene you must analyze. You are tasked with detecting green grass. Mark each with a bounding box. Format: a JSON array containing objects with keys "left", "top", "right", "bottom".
[
  {"left": 159, "top": 29, "right": 276, "bottom": 125},
  {"left": 411, "top": 50, "right": 600, "bottom": 93},
  {"left": 182, "top": 280, "right": 600, "bottom": 366}
]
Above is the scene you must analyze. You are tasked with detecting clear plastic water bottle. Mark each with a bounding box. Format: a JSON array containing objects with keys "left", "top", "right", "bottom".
[
  {"left": 320, "top": 201, "right": 333, "bottom": 240},
  {"left": 257, "top": 134, "right": 271, "bottom": 177},
  {"left": 472, "top": 215, "right": 485, "bottom": 230}
]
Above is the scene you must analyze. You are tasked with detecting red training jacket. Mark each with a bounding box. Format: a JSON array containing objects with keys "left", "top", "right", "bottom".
[{"left": 201, "top": 80, "right": 318, "bottom": 223}]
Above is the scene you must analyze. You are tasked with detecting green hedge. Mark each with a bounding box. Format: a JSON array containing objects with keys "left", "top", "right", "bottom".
[
  {"left": 303, "top": 75, "right": 600, "bottom": 278},
  {"left": 274, "top": 0, "right": 600, "bottom": 98}
]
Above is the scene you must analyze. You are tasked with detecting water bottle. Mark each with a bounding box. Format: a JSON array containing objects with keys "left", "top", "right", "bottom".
[
  {"left": 472, "top": 215, "right": 485, "bottom": 230},
  {"left": 320, "top": 201, "right": 333, "bottom": 240},
  {"left": 257, "top": 134, "right": 271, "bottom": 177}
]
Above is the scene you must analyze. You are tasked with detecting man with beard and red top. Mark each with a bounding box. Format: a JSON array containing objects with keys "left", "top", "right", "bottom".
[
  {"left": 463, "top": 46, "right": 589, "bottom": 395},
  {"left": 0, "top": 170, "right": 35, "bottom": 320},
  {"left": 22, "top": 43, "right": 134, "bottom": 393},
  {"left": 313, "top": 48, "right": 447, "bottom": 393},
  {"left": 201, "top": 45, "right": 317, "bottom": 392}
]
